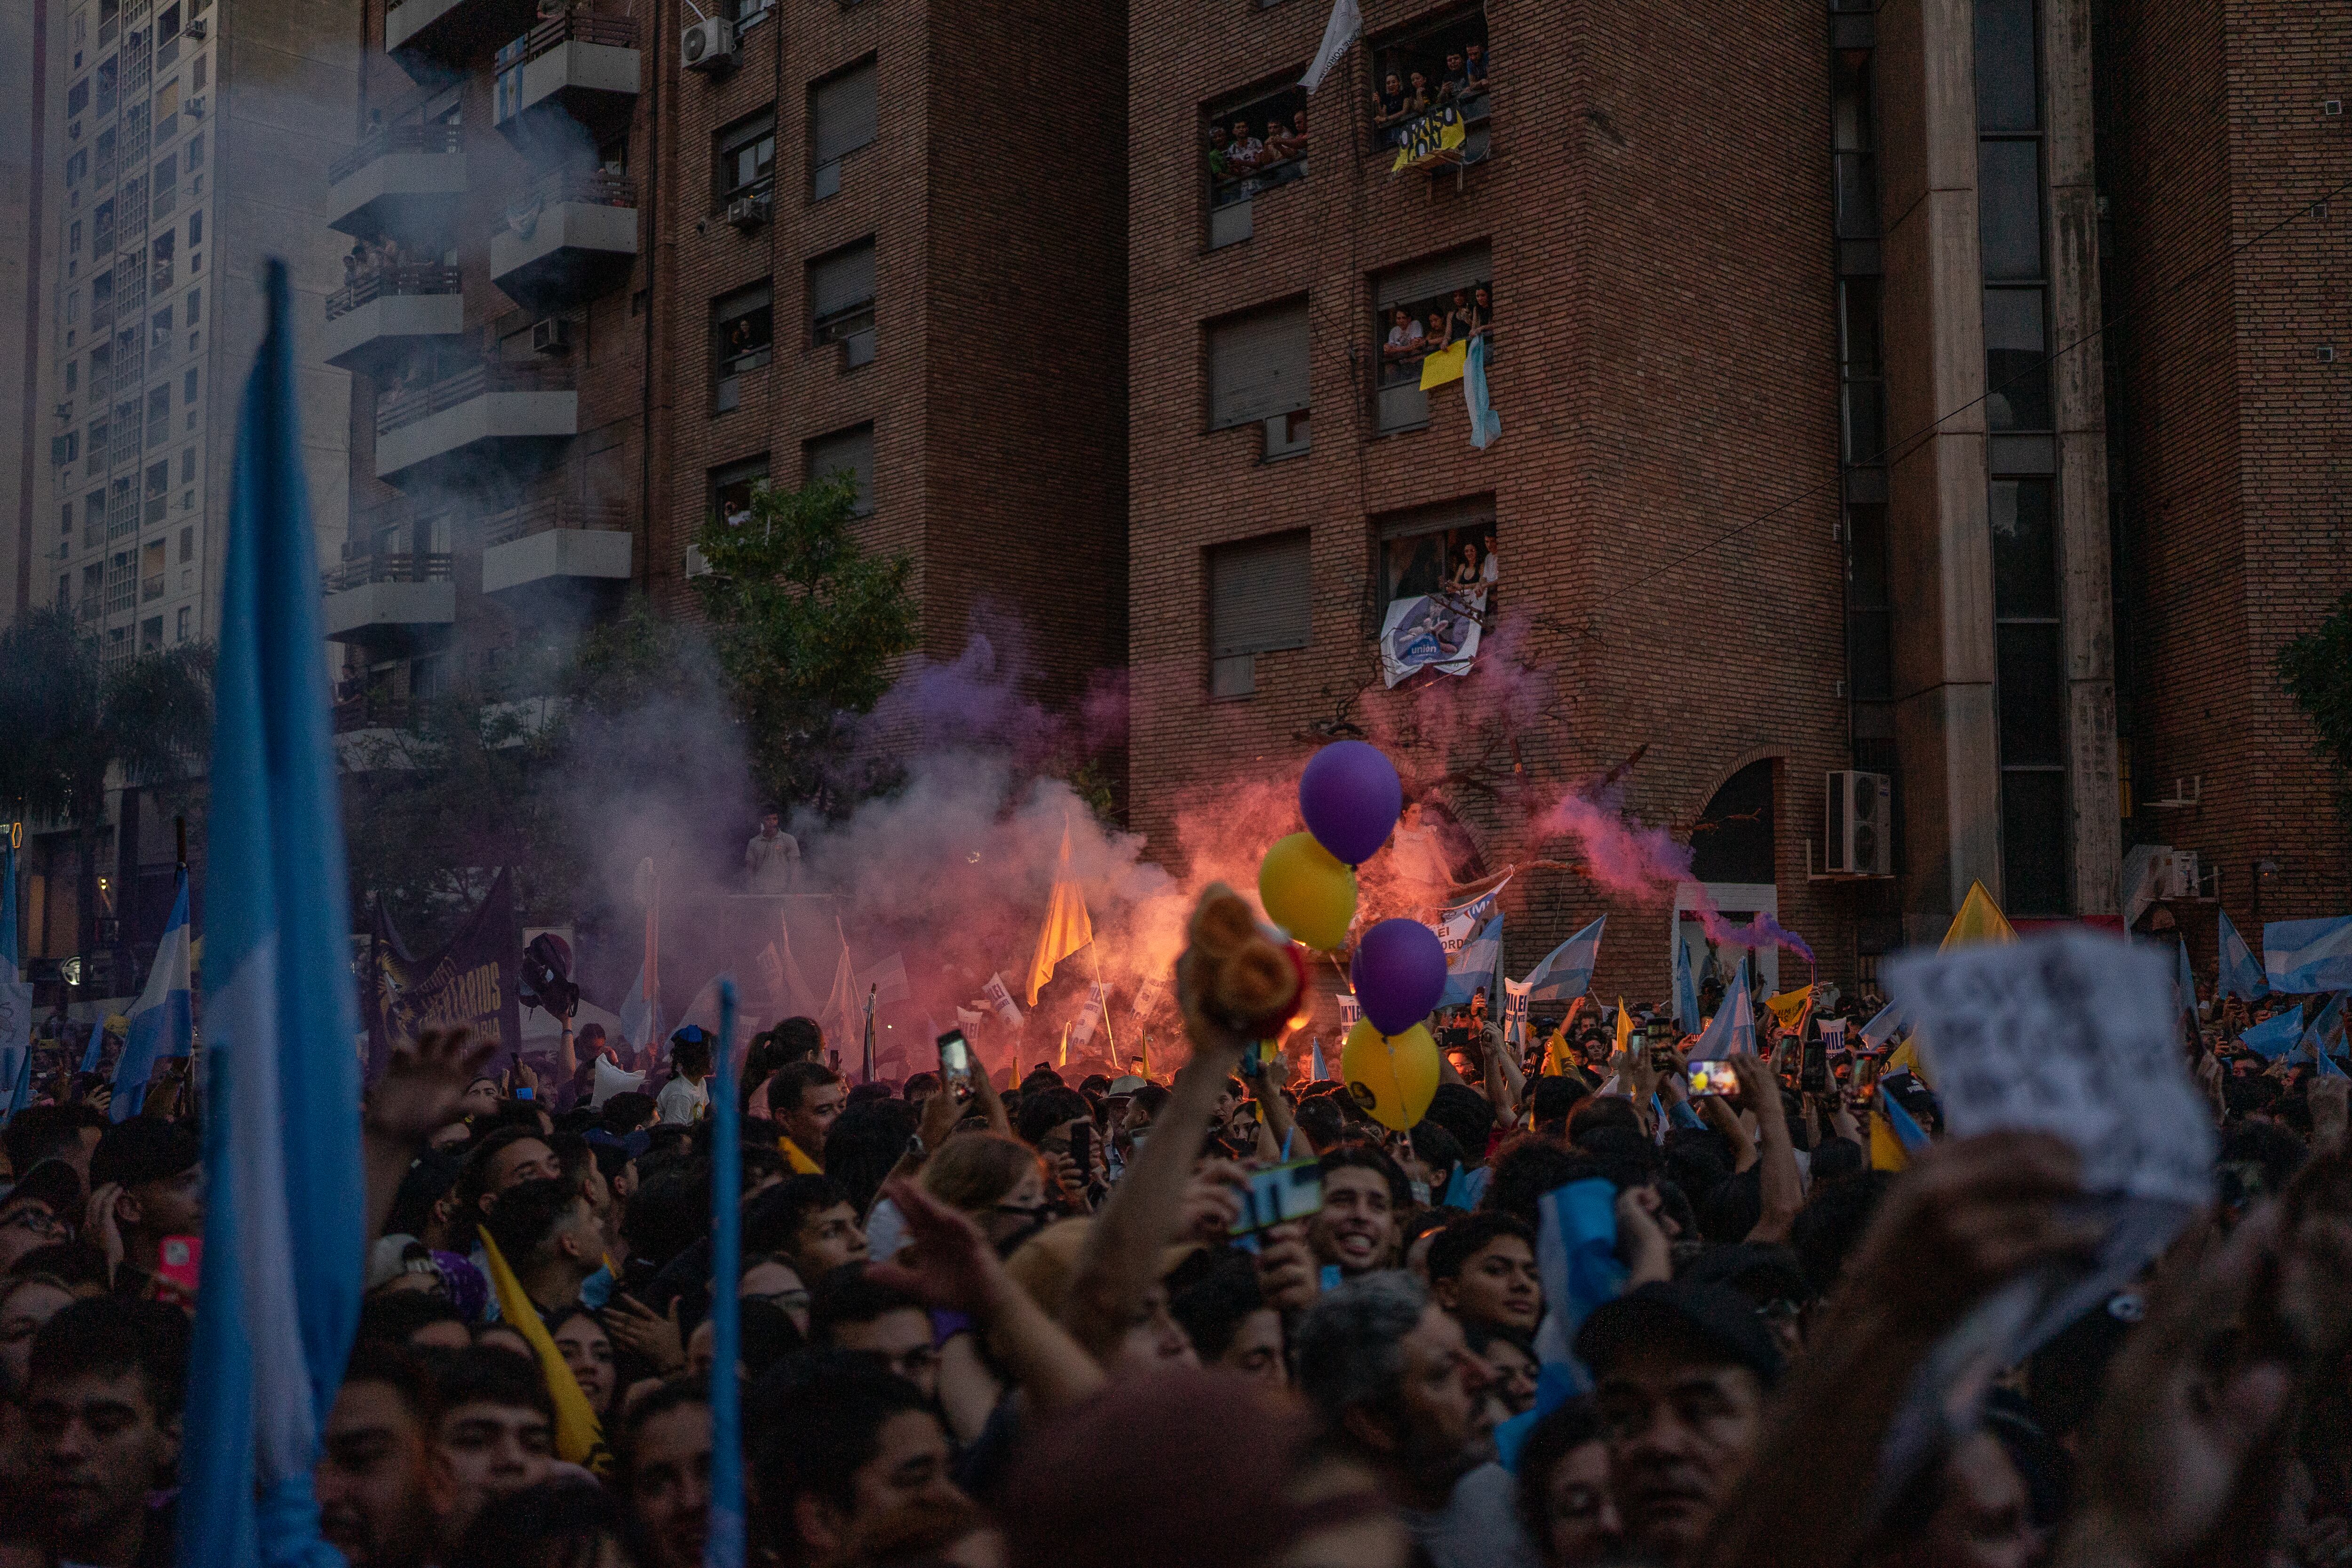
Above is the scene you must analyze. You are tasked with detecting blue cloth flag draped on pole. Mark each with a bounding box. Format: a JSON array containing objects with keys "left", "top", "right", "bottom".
[
  {"left": 2266, "top": 915, "right": 2352, "bottom": 995},
  {"left": 2304, "top": 994, "right": 2347, "bottom": 1068},
  {"left": 2174, "top": 939, "right": 2199, "bottom": 1022},
  {"left": 2240, "top": 1008, "right": 2303, "bottom": 1059},
  {"left": 1689, "top": 967, "right": 1755, "bottom": 1062},
  {"left": 706, "top": 980, "right": 746, "bottom": 1568},
  {"left": 1440, "top": 913, "right": 1504, "bottom": 1008},
  {"left": 2217, "top": 909, "right": 2266, "bottom": 1004},
  {"left": 1673, "top": 936, "right": 1700, "bottom": 1032},
  {"left": 178, "top": 261, "right": 367, "bottom": 1568},
  {"left": 77, "top": 1017, "right": 103, "bottom": 1076},
  {"left": 0, "top": 843, "right": 29, "bottom": 1120},
  {"left": 114, "top": 868, "right": 193, "bottom": 1119},
  {"left": 1464, "top": 334, "right": 1502, "bottom": 450},
  {"left": 1522, "top": 916, "right": 1605, "bottom": 1005},
  {"left": 1859, "top": 996, "right": 1906, "bottom": 1049}
]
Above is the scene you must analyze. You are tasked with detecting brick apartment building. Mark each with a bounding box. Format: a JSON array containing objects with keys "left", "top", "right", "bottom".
[
  {"left": 2095, "top": 0, "right": 2352, "bottom": 951},
  {"left": 327, "top": 0, "right": 1125, "bottom": 741},
  {"left": 1126, "top": 0, "right": 2140, "bottom": 1001}
]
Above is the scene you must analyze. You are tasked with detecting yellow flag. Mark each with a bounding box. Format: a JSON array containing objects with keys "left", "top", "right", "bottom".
[
  {"left": 478, "top": 1230, "right": 608, "bottom": 1473},
  {"left": 1542, "top": 1022, "right": 1573, "bottom": 1076},
  {"left": 1391, "top": 104, "right": 1469, "bottom": 172},
  {"left": 1025, "top": 819, "right": 1095, "bottom": 1005},
  {"left": 1764, "top": 985, "right": 1813, "bottom": 1027},
  {"left": 1940, "top": 880, "right": 2017, "bottom": 950},
  {"left": 1614, "top": 998, "right": 1634, "bottom": 1063},
  {"left": 1869, "top": 1107, "right": 1910, "bottom": 1171},
  {"left": 1418, "top": 340, "right": 1469, "bottom": 390},
  {"left": 1885, "top": 1036, "right": 1933, "bottom": 1090},
  {"left": 779, "top": 1136, "right": 823, "bottom": 1175}
]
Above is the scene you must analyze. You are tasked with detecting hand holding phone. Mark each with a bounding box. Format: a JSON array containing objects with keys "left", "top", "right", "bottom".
[{"left": 935, "top": 1029, "right": 972, "bottom": 1090}]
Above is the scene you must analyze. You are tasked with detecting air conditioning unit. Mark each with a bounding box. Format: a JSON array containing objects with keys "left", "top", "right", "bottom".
[
  {"left": 187, "top": 96, "right": 205, "bottom": 118},
  {"left": 725, "top": 192, "right": 771, "bottom": 230},
  {"left": 531, "top": 317, "right": 573, "bottom": 355},
  {"left": 1824, "top": 769, "right": 1893, "bottom": 876},
  {"left": 2163, "top": 849, "right": 2202, "bottom": 900},
  {"left": 187, "top": 16, "right": 207, "bottom": 37},
  {"left": 681, "top": 16, "right": 738, "bottom": 72}
]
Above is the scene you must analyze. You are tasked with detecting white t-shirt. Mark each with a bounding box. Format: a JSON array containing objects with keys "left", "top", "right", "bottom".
[
  {"left": 656, "top": 1073, "right": 708, "bottom": 1125},
  {"left": 746, "top": 830, "right": 802, "bottom": 893},
  {"left": 1388, "top": 322, "right": 1425, "bottom": 351}
]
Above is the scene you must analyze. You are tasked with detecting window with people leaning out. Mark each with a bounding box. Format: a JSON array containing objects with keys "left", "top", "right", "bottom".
[
  {"left": 1369, "top": 8, "right": 1491, "bottom": 167},
  {"left": 1206, "top": 81, "right": 1310, "bottom": 213},
  {"left": 1372, "top": 247, "right": 1494, "bottom": 434}
]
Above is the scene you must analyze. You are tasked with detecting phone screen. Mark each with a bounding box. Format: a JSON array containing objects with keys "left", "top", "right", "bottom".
[
  {"left": 1068, "top": 1122, "right": 1092, "bottom": 1179},
  {"left": 1688, "top": 1059, "right": 1738, "bottom": 1097},
  {"left": 1800, "top": 1040, "right": 1829, "bottom": 1095},
  {"left": 156, "top": 1234, "right": 203, "bottom": 1302},
  {"left": 1229, "top": 1160, "right": 1326, "bottom": 1235},
  {"left": 935, "top": 1030, "right": 971, "bottom": 1086}
]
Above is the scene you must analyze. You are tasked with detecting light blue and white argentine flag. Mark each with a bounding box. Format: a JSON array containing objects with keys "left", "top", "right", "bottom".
[
  {"left": 178, "top": 262, "right": 366, "bottom": 1568},
  {"left": 2217, "top": 909, "right": 2266, "bottom": 1004},
  {"left": 113, "top": 868, "right": 192, "bottom": 1120},
  {"left": 1859, "top": 995, "right": 1906, "bottom": 1049},
  {"left": 2239, "top": 1008, "right": 2303, "bottom": 1060},
  {"left": 1673, "top": 936, "right": 1700, "bottom": 1032},
  {"left": 0, "top": 844, "right": 29, "bottom": 1119},
  {"left": 2266, "top": 915, "right": 2352, "bottom": 995},
  {"left": 1522, "top": 916, "right": 1605, "bottom": 1005},
  {"left": 1432, "top": 877, "right": 1510, "bottom": 955},
  {"left": 1440, "top": 912, "right": 1504, "bottom": 1008},
  {"left": 1690, "top": 966, "right": 1755, "bottom": 1062}
]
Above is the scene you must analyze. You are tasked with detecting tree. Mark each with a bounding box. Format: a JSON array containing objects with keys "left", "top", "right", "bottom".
[
  {"left": 0, "top": 608, "right": 212, "bottom": 992},
  {"left": 691, "top": 472, "right": 918, "bottom": 811},
  {"left": 2280, "top": 587, "right": 2352, "bottom": 824}
]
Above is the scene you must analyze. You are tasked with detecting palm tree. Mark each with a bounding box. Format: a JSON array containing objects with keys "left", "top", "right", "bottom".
[{"left": 0, "top": 607, "right": 212, "bottom": 995}]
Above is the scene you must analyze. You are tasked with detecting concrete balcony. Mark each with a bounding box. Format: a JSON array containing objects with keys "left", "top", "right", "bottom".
[
  {"left": 374, "top": 363, "right": 578, "bottom": 488},
  {"left": 495, "top": 15, "right": 640, "bottom": 142},
  {"left": 322, "top": 552, "right": 456, "bottom": 648},
  {"left": 323, "top": 266, "right": 465, "bottom": 373},
  {"left": 480, "top": 497, "right": 633, "bottom": 599},
  {"left": 386, "top": 0, "right": 539, "bottom": 78},
  {"left": 490, "top": 173, "right": 638, "bottom": 309},
  {"left": 326, "top": 126, "right": 467, "bottom": 240}
]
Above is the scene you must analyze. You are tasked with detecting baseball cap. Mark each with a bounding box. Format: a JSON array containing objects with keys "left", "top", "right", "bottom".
[
  {"left": 1574, "top": 1279, "right": 1786, "bottom": 1387},
  {"left": 1106, "top": 1075, "right": 1148, "bottom": 1096},
  {"left": 1, "top": 1158, "right": 86, "bottom": 1221},
  {"left": 90, "top": 1118, "right": 201, "bottom": 1191}
]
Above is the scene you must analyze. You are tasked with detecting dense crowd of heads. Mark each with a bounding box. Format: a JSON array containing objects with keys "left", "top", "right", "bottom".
[{"left": 1, "top": 963, "right": 2348, "bottom": 1568}]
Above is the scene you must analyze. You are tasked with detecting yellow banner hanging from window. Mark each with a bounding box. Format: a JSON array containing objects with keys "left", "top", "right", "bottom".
[
  {"left": 1391, "top": 104, "right": 1468, "bottom": 172},
  {"left": 1418, "top": 340, "right": 1468, "bottom": 390}
]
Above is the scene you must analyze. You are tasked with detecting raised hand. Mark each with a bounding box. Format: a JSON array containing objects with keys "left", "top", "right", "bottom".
[
  {"left": 365, "top": 1027, "right": 499, "bottom": 1151},
  {"left": 866, "top": 1177, "right": 1009, "bottom": 1316},
  {"left": 606, "top": 1292, "right": 687, "bottom": 1373}
]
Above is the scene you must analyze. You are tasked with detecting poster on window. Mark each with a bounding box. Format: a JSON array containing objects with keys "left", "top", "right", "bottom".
[
  {"left": 1391, "top": 103, "right": 1468, "bottom": 172},
  {"left": 1380, "top": 589, "right": 1484, "bottom": 686}
]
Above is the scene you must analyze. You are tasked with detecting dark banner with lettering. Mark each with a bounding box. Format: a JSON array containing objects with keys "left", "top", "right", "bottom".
[{"left": 364, "top": 869, "right": 520, "bottom": 1081}]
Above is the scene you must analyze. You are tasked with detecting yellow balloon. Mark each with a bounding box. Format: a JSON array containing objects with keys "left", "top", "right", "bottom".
[
  {"left": 1257, "top": 831, "right": 1358, "bottom": 951},
  {"left": 1341, "top": 1019, "right": 1439, "bottom": 1133}
]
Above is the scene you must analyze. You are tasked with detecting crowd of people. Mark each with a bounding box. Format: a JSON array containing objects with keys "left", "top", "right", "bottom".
[
  {"left": 0, "top": 938, "right": 2348, "bottom": 1568},
  {"left": 1373, "top": 41, "right": 1491, "bottom": 147},
  {"left": 1382, "top": 286, "right": 1495, "bottom": 387},
  {"left": 1208, "top": 109, "right": 1312, "bottom": 204}
]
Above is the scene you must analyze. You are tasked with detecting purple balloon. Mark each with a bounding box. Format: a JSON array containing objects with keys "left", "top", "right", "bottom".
[
  {"left": 1353, "top": 918, "right": 1448, "bottom": 1036},
  {"left": 1299, "top": 741, "right": 1404, "bottom": 866}
]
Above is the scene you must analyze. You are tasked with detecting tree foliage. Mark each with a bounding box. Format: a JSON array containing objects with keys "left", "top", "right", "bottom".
[
  {"left": 691, "top": 472, "right": 918, "bottom": 810},
  {"left": 2279, "top": 587, "right": 2352, "bottom": 823}
]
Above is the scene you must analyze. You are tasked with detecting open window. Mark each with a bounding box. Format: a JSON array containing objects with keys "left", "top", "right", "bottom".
[
  {"left": 1371, "top": 243, "right": 1492, "bottom": 433},
  {"left": 808, "top": 238, "right": 875, "bottom": 367},
  {"left": 710, "top": 455, "right": 770, "bottom": 531},
  {"left": 1374, "top": 499, "right": 1495, "bottom": 686},
  {"left": 1367, "top": 6, "right": 1491, "bottom": 168},
  {"left": 1204, "top": 77, "right": 1309, "bottom": 250},
  {"left": 711, "top": 281, "right": 772, "bottom": 413}
]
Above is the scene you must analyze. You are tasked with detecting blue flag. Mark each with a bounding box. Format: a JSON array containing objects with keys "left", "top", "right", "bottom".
[
  {"left": 1883, "top": 1090, "right": 1932, "bottom": 1154},
  {"left": 1673, "top": 935, "right": 1699, "bottom": 1033},
  {"left": 2241, "top": 1008, "right": 2303, "bottom": 1059},
  {"left": 2175, "top": 939, "right": 2199, "bottom": 1022},
  {"left": 2303, "top": 994, "right": 2347, "bottom": 1065},
  {"left": 1310, "top": 1036, "right": 1326, "bottom": 1081},
  {"left": 78, "top": 1017, "right": 104, "bottom": 1076},
  {"left": 707, "top": 979, "right": 746, "bottom": 1568},
  {"left": 1523, "top": 916, "right": 1605, "bottom": 1005},
  {"left": 1440, "top": 912, "right": 1504, "bottom": 1009},
  {"left": 1859, "top": 996, "right": 1905, "bottom": 1049},
  {"left": 1464, "top": 333, "right": 1502, "bottom": 450},
  {"left": 0, "top": 844, "right": 30, "bottom": 1119},
  {"left": 1690, "top": 966, "right": 1754, "bottom": 1062},
  {"left": 2266, "top": 915, "right": 2352, "bottom": 995},
  {"left": 1502, "top": 1177, "right": 1623, "bottom": 1470},
  {"left": 2217, "top": 909, "right": 2266, "bottom": 1005},
  {"left": 115, "top": 868, "right": 193, "bottom": 1120},
  {"left": 178, "top": 261, "right": 366, "bottom": 1568}
]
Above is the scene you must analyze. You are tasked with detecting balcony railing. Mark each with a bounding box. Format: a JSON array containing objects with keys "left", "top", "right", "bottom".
[
  {"left": 327, "top": 263, "right": 462, "bottom": 321},
  {"left": 480, "top": 495, "right": 628, "bottom": 547},
  {"left": 328, "top": 122, "right": 463, "bottom": 187},
  {"left": 522, "top": 167, "right": 636, "bottom": 211},
  {"left": 376, "top": 362, "right": 574, "bottom": 437},
  {"left": 507, "top": 10, "right": 638, "bottom": 66},
  {"left": 326, "top": 550, "right": 454, "bottom": 592},
  {"left": 332, "top": 693, "right": 417, "bottom": 734}
]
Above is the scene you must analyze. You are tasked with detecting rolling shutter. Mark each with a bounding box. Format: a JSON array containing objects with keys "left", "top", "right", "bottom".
[
  {"left": 809, "top": 239, "right": 875, "bottom": 319},
  {"left": 1210, "top": 531, "right": 1311, "bottom": 657},
  {"left": 809, "top": 424, "right": 874, "bottom": 515},
  {"left": 812, "top": 62, "right": 879, "bottom": 165},
  {"left": 1375, "top": 242, "right": 1492, "bottom": 310},
  {"left": 1208, "top": 301, "right": 1310, "bottom": 430}
]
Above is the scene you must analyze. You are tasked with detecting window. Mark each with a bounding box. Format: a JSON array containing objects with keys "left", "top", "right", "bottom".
[
  {"left": 186, "top": 129, "right": 203, "bottom": 170},
  {"left": 175, "top": 605, "right": 191, "bottom": 641},
  {"left": 146, "top": 385, "right": 168, "bottom": 446},
  {"left": 809, "top": 60, "right": 877, "bottom": 199},
  {"left": 711, "top": 281, "right": 772, "bottom": 411},
  {"left": 179, "top": 525, "right": 193, "bottom": 562},
  {"left": 1206, "top": 298, "right": 1309, "bottom": 431},
  {"left": 1376, "top": 501, "right": 1493, "bottom": 609},
  {"left": 1839, "top": 277, "right": 1886, "bottom": 465},
  {"left": 185, "top": 287, "right": 199, "bottom": 325},
  {"left": 806, "top": 423, "right": 874, "bottom": 516},
  {"left": 1367, "top": 6, "right": 1490, "bottom": 155},
  {"left": 150, "top": 303, "right": 173, "bottom": 352},
  {"left": 69, "top": 78, "right": 89, "bottom": 116},
  {"left": 729, "top": 0, "right": 775, "bottom": 24},
  {"left": 60, "top": 503, "right": 72, "bottom": 538},
  {"left": 193, "top": 54, "right": 206, "bottom": 91},
  {"left": 1690, "top": 762, "right": 1777, "bottom": 884},
  {"left": 1204, "top": 80, "right": 1310, "bottom": 247},
  {"left": 140, "top": 616, "right": 162, "bottom": 653},
  {"left": 710, "top": 455, "right": 770, "bottom": 527},
  {"left": 67, "top": 148, "right": 88, "bottom": 186},
  {"left": 110, "top": 476, "right": 135, "bottom": 535},
  {"left": 808, "top": 238, "right": 875, "bottom": 362},
  {"left": 1844, "top": 503, "right": 1894, "bottom": 703},
  {"left": 96, "top": 56, "right": 116, "bottom": 117},
  {"left": 106, "top": 549, "right": 134, "bottom": 610},
  {"left": 1832, "top": 50, "right": 1878, "bottom": 241},
  {"left": 159, "top": 4, "right": 181, "bottom": 41},
  {"left": 1207, "top": 531, "right": 1311, "bottom": 697},
  {"left": 1372, "top": 243, "right": 1492, "bottom": 432},
  {"left": 188, "top": 210, "right": 202, "bottom": 248},
  {"left": 180, "top": 448, "right": 194, "bottom": 484},
  {"left": 86, "top": 492, "right": 106, "bottom": 537},
  {"left": 145, "top": 460, "right": 169, "bottom": 524},
  {"left": 59, "top": 576, "right": 72, "bottom": 612},
  {"left": 717, "top": 111, "right": 775, "bottom": 204},
  {"left": 70, "top": 220, "right": 82, "bottom": 256}
]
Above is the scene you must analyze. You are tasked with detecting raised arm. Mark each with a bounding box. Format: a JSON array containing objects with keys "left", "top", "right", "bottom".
[
  {"left": 361, "top": 1028, "right": 499, "bottom": 1244},
  {"left": 1731, "top": 1053, "right": 1803, "bottom": 1244}
]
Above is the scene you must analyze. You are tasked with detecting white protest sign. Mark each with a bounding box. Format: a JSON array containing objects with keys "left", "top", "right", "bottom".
[{"left": 1885, "top": 929, "right": 2215, "bottom": 1207}]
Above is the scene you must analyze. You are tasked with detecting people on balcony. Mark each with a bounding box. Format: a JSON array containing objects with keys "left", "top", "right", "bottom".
[
  {"left": 1383, "top": 308, "right": 1425, "bottom": 370},
  {"left": 1374, "top": 39, "right": 1494, "bottom": 146},
  {"left": 1374, "top": 72, "right": 1411, "bottom": 141}
]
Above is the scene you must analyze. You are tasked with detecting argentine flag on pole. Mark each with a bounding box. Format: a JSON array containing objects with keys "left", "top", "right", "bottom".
[
  {"left": 78, "top": 1017, "right": 105, "bottom": 1075},
  {"left": 1441, "top": 913, "right": 1504, "bottom": 1008},
  {"left": 1689, "top": 966, "right": 1755, "bottom": 1062},
  {"left": 0, "top": 842, "right": 30, "bottom": 1119},
  {"left": 1522, "top": 916, "right": 1604, "bottom": 1005},
  {"left": 2217, "top": 908, "right": 2266, "bottom": 1004},
  {"left": 1673, "top": 936, "right": 1700, "bottom": 1033},
  {"left": 178, "top": 262, "right": 366, "bottom": 1568},
  {"left": 114, "top": 868, "right": 193, "bottom": 1119},
  {"left": 2266, "top": 915, "right": 2352, "bottom": 995}
]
